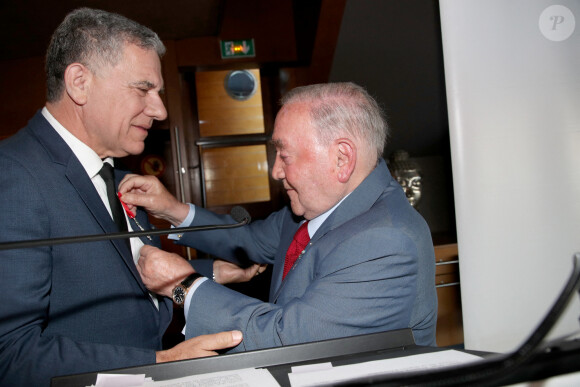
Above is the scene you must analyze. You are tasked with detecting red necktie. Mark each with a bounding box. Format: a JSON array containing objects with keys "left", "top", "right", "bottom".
[{"left": 283, "top": 221, "right": 310, "bottom": 279}]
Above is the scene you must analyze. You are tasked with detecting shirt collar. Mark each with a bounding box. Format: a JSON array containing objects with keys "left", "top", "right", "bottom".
[
  {"left": 42, "top": 107, "right": 109, "bottom": 178},
  {"left": 306, "top": 193, "right": 350, "bottom": 238}
]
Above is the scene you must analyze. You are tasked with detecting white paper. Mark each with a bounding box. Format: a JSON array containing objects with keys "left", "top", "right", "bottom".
[
  {"left": 91, "top": 373, "right": 151, "bottom": 387},
  {"left": 288, "top": 349, "right": 482, "bottom": 387},
  {"left": 290, "top": 362, "right": 333, "bottom": 374},
  {"left": 141, "top": 367, "right": 280, "bottom": 387}
]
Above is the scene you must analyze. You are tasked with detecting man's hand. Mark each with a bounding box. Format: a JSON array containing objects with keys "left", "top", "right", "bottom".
[
  {"left": 156, "top": 330, "right": 243, "bottom": 363},
  {"left": 118, "top": 174, "right": 190, "bottom": 226},
  {"left": 213, "top": 260, "right": 268, "bottom": 284},
  {"left": 138, "top": 245, "right": 195, "bottom": 297}
]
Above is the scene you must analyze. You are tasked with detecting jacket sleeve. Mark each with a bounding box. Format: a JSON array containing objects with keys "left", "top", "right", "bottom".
[
  {"left": 176, "top": 206, "right": 290, "bottom": 266},
  {"left": 184, "top": 226, "right": 425, "bottom": 351}
]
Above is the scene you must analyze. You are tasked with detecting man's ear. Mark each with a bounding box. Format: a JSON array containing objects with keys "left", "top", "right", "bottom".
[
  {"left": 64, "top": 63, "right": 91, "bottom": 106},
  {"left": 335, "top": 138, "right": 357, "bottom": 183}
]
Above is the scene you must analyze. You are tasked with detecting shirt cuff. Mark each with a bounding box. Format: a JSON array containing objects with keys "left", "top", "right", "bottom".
[
  {"left": 182, "top": 276, "right": 208, "bottom": 335},
  {"left": 168, "top": 203, "right": 196, "bottom": 240}
]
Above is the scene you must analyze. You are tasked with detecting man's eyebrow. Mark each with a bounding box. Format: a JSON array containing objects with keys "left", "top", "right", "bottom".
[
  {"left": 130, "top": 80, "right": 159, "bottom": 90},
  {"left": 269, "top": 138, "right": 284, "bottom": 149}
]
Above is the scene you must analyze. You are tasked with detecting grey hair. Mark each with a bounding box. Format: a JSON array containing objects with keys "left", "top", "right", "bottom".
[
  {"left": 280, "top": 82, "right": 388, "bottom": 163},
  {"left": 45, "top": 7, "right": 165, "bottom": 102}
]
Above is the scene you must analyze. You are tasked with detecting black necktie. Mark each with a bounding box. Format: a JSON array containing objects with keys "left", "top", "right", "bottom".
[{"left": 98, "top": 162, "right": 128, "bottom": 233}]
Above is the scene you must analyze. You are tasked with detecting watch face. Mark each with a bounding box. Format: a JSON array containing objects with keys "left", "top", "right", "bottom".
[{"left": 173, "top": 286, "right": 186, "bottom": 305}]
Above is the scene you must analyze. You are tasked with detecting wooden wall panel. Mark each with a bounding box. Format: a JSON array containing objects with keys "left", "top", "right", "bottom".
[
  {"left": 196, "top": 69, "right": 265, "bottom": 137},
  {"left": 434, "top": 243, "right": 464, "bottom": 347},
  {"left": 201, "top": 145, "right": 270, "bottom": 207},
  {"left": 436, "top": 285, "right": 464, "bottom": 347}
]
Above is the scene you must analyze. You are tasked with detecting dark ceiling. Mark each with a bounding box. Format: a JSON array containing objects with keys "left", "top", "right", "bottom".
[{"left": 0, "top": 0, "right": 224, "bottom": 61}]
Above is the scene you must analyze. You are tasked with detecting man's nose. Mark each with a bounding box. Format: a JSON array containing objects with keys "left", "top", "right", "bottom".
[
  {"left": 146, "top": 93, "right": 168, "bottom": 121},
  {"left": 271, "top": 157, "right": 285, "bottom": 181}
]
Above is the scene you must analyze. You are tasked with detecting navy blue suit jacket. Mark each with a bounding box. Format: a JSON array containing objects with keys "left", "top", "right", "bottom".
[
  {"left": 180, "top": 159, "right": 438, "bottom": 351},
  {"left": 0, "top": 111, "right": 172, "bottom": 386}
]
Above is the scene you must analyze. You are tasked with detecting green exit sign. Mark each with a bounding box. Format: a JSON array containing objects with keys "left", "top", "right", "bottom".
[{"left": 220, "top": 39, "right": 256, "bottom": 59}]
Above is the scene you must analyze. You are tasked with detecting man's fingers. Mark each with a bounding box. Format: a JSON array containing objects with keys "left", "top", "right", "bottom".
[
  {"left": 118, "top": 191, "right": 153, "bottom": 209},
  {"left": 118, "top": 173, "right": 138, "bottom": 189},
  {"left": 200, "top": 330, "right": 243, "bottom": 351},
  {"left": 251, "top": 263, "right": 268, "bottom": 277},
  {"left": 156, "top": 330, "right": 242, "bottom": 363},
  {"left": 118, "top": 174, "right": 150, "bottom": 194}
]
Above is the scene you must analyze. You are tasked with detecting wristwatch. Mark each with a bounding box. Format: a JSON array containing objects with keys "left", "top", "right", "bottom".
[{"left": 172, "top": 273, "right": 203, "bottom": 306}]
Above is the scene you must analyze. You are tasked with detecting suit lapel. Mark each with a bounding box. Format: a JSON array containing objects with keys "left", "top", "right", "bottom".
[
  {"left": 117, "top": 171, "right": 159, "bottom": 246},
  {"left": 68, "top": 164, "right": 133, "bottom": 247},
  {"left": 127, "top": 215, "right": 159, "bottom": 246},
  {"left": 270, "top": 222, "right": 300, "bottom": 301},
  {"left": 29, "top": 113, "right": 149, "bottom": 295}
]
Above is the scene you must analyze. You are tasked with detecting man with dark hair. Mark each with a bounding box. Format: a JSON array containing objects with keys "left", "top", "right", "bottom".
[{"left": 0, "top": 8, "right": 241, "bottom": 387}]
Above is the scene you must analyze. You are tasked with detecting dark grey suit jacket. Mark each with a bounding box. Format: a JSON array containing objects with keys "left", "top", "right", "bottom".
[
  {"left": 180, "top": 159, "right": 437, "bottom": 351},
  {"left": 0, "top": 111, "right": 172, "bottom": 387}
]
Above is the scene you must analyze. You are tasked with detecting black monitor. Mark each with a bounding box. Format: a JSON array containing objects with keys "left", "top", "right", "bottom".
[{"left": 52, "top": 328, "right": 416, "bottom": 387}]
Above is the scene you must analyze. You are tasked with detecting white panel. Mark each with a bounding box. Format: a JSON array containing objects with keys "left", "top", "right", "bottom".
[{"left": 440, "top": 0, "right": 580, "bottom": 352}]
